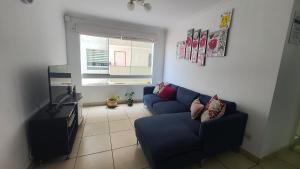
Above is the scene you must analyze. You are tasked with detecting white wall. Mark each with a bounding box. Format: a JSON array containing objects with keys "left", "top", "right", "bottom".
[
  {"left": 65, "top": 15, "right": 166, "bottom": 103},
  {"left": 0, "top": 1, "right": 66, "bottom": 168},
  {"left": 163, "top": 0, "right": 294, "bottom": 158},
  {"left": 262, "top": 0, "right": 300, "bottom": 156}
]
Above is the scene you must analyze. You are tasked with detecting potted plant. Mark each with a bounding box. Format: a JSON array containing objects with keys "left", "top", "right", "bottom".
[
  {"left": 125, "top": 91, "right": 135, "bottom": 107},
  {"left": 106, "top": 95, "right": 120, "bottom": 108}
]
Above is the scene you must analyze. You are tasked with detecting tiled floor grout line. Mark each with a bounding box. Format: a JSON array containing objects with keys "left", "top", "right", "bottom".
[
  {"left": 214, "top": 153, "right": 259, "bottom": 169},
  {"left": 73, "top": 116, "right": 86, "bottom": 169},
  {"left": 73, "top": 155, "right": 78, "bottom": 169},
  {"left": 215, "top": 157, "right": 230, "bottom": 169},
  {"left": 110, "top": 105, "right": 147, "bottom": 169},
  {"left": 126, "top": 110, "right": 135, "bottom": 128},
  {"left": 272, "top": 155, "right": 300, "bottom": 169},
  {"left": 107, "top": 110, "right": 117, "bottom": 169},
  {"left": 34, "top": 106, "right": 147, "bottom": 169},
  {"left": 38, "top": 105, "right": 300, "bottom": 169},
  {"left": 113, "top": 144, "right": 138, "bottom": 151},
  {"left": 110, "top": 128, "right": 134, "bottom": 134},
  {"left": 76, "top": 149, "right": 112, "bottom": 158},
  {"left": 81, "top": 128, "right": 135, "bottom": 138}
]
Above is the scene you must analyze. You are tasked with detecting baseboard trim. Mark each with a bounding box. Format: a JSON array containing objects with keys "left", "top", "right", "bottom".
[
  {"left": 83, "top": 100, "right": 143, "bottom": 107},
  {"left": 239, "top": 148, "right": 261, "bottom": 163},
  {"left": 260, "top": 145, "right": 290, "bottom": 161},
  {"left": 83, "top": 101, "right": 106, "bottom": 107}
]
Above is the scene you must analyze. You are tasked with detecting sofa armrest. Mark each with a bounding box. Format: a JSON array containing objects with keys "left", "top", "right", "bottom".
[
  {"left": 199, "top": 112, "right": 248, "bottom": 156},
  {"left": 144, "top": 86, "right": 155, "bottom": 96}
]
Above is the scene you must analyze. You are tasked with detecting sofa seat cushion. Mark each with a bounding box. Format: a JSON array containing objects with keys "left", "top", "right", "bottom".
[
  {"left": 144, "top": 94, "right": 165, "bottom": 108},
  {"left": 177, "top": 87, "right": 199, "bottom": 107},
  {"left": 134, "top": 113, "right": 202, "bottom": 163},
  {"left": 152, "top": 101, "right": 188, "bottom": 114}
]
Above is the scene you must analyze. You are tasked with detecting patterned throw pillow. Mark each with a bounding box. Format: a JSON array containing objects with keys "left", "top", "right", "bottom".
[
  {"left": 153, "top": 82, "right": 164, "bottom": 94},
  {"left": 201, "top": 95, "right": 226, "bottom": 122},
  {"left": 190, "top": 99, "right": 205, "bottom": 120}
]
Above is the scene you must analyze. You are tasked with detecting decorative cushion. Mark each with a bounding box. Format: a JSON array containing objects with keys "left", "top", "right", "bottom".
[
  {"left": 158, "top": 85, "right": 177, "bottom": 100},
  {"left": 153, "top": 82, "right": 164, "bottom": 94},
  {"left": 190, "top": 99, "right": 205, "bottom": 120},
  {"left": 199, "top": 93, "right": 237, "bottom": 115},
  {"left": 201, "top": 95, "right": 226, "bottom": 122}
]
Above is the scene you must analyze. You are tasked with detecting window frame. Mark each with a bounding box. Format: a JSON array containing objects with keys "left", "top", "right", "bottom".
[{"left": 79, "top": 34, "right": 155, "bottom": 85}]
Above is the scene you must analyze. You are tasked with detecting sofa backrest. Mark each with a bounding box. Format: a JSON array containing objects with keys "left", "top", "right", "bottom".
[
  {"left": 198, "top": 94, "right": 211, "bottom": 105},
  {"left": 199, "top": 94, "right": 237, "bottom": 115},
  {"left": 169, "top": 84, "right": 179, "bottom": 90},
  {"left": 176, "top": 87, "right": 200, "bottom": 107},
  {"left": 223, "top": 100, "right": 237, "bottom": 115}
]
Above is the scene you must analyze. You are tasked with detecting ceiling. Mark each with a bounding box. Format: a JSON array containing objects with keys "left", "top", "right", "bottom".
[{"left": 62, "top": 0, "right": 222, "bottom": 28}]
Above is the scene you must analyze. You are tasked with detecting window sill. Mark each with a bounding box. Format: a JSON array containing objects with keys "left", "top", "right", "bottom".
[
  {"left": 82, "top": 82, "right": 151, "bottom": 87},
  {"left": 81, "top": 78, "right": 152, "bottom": 87}
]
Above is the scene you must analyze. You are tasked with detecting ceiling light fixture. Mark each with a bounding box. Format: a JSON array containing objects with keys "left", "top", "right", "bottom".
[
  {"left": 127, "top": 0, "right": 152, "bottom": 11},
  {"left": 21, "top": 0, "right": 34, "bottom": 4}
]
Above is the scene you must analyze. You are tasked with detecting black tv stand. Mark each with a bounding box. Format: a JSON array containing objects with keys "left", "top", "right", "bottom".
[{"left": 28, "top": 98, "right": 80, "bottom": 161}]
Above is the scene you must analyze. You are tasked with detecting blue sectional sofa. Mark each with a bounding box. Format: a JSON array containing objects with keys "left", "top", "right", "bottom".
[{"left": 134, "top": 84, "right": 248, "bottom": 169}]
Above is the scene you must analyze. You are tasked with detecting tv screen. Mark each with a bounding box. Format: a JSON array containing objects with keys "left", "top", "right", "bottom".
[{"left": 48, "top": 65, "right": 73, "bottom": 105}]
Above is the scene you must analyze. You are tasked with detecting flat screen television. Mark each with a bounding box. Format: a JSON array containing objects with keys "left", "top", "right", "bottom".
[{"left": 48, "top": 65, "right": 73, "bottom": 106}]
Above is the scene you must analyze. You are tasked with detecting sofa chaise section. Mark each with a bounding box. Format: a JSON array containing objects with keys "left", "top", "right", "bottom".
[
  {"left": 134, "top": 113, "right": 203, "bottom": 169},
  {"left": 135, "top": 111, "right": 248, "bottom": 169},
  {"left": 138, "top": 84, "right": 248, "bottom": 169}
]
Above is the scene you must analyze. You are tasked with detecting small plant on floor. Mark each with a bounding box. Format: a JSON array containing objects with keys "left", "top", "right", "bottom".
[
  {"left": 125, "top": 91, "right": 135, "bottom": 107},
  {"left": 107, "top": 95, "right": 120, "bottom": 108}
]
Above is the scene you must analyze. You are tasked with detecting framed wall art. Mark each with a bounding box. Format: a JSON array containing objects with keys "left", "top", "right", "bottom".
[
  {"left": 219, "top": 9, "right": 234, "bottom": 29},
  {"left": 197, "top": 30, "right": 209, "bottom": 66},
  {"left": 206, "top": 29, "right": 229, "bottom": 57},
  {"left": 185, "top": 28, "right": 194, "bottom": 60},
  {"left": 191, "top": 29, "right": 201, "bottom": 63},
  {"left": 176, "top": 41, "right": 186, "bottom": 59}
]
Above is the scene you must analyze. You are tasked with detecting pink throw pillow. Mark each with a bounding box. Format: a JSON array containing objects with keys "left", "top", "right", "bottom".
[
  {"left": 158, "top": 85, "right": 177, "bottom": 100},
  {"left": 190, "top": 99, "right": 205, "bottom": 120}
]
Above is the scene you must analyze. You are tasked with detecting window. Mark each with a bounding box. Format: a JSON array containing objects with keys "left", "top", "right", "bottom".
[
  {"left": 80, "top": 35, "right": 109, "bottom": 74},
  {"left": 80, "top": 34, "right": 154, "bottom": 85}
]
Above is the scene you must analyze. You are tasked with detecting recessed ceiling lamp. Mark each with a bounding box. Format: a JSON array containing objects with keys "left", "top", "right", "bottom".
[{"left": 127, "top": 0, "right": 152, "bottom": 11}]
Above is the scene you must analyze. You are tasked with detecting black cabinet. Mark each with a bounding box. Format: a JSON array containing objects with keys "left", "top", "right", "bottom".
[{"left": 28, "top": 103, "right": 78, "bottom": 161}]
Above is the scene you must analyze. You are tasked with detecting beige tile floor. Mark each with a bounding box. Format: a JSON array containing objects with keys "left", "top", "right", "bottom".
[{"left": 34, "top": 103, "right": 300, "bottom": 169}]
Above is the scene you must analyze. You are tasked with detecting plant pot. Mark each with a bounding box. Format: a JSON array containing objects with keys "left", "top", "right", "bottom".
[
  {"left": 127, "top": 99, "right": 134, "bottom": 107},
  {"left": 107, "top": 99, "right": 118, "bottom": 108}
]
